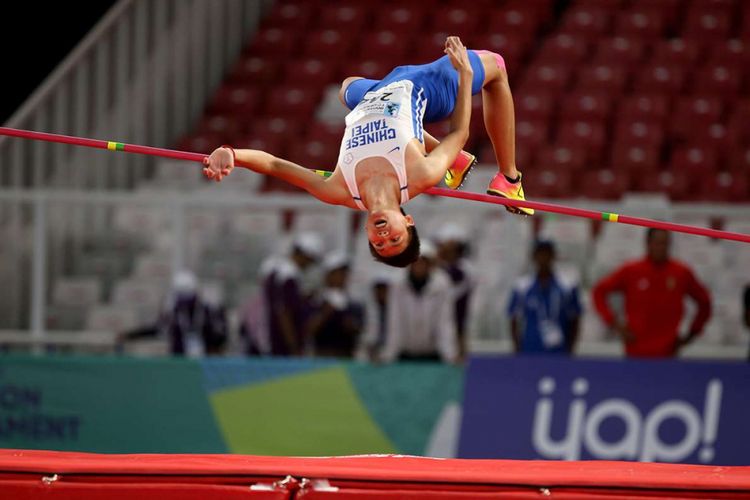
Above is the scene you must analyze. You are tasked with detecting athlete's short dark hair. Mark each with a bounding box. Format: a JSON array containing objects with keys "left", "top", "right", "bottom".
[{"left": 369, "top": 225, "right": 421, "bottom": 268}]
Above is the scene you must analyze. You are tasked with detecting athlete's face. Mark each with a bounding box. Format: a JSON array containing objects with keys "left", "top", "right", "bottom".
[{"left": 366, "top": 209, "right": 414, "bottom": 257}]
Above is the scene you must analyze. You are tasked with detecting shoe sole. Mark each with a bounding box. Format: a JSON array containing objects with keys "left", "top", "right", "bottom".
[
  {"left": 445, "top": 156, "right": 478, "bottom": 190},
  {"left": 486, "top": 188, "right": 534, "bottom": 216}
]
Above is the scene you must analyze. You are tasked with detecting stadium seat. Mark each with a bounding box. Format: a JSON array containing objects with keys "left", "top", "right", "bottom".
[
  {"left": 470, "top": 33, "right": 531, "bottom": 70},
  {"left": 709, "top": 39, "right": 750, "bottom": 66},
  {"left": 287, "top": 138, "right": 339, "bottom": 170},
  {"left": 282, "top": 58, "right": 338, "bottom": 87},
  {"left": 558, "top": 6, "right": 612, "bottom": 36},
  {"left": 649, "top": 39, "right": 703, "bottom": 66},
  {"left": 683, "top": 7, "right": 732, "bottom": 40},
  {"left": 265, "top": 85, "right": 320, "bottom": 117},
  {"left": 373, "top": 5, "right": 426, "bottom": 34},
  {"left": 264, "top": 1, "right": 315, "bottom": 29},
  {"left": 580, "top": 170, "right": 630, "bottom": 199},
  {"left": 614, "top": 119, "right": 666, "bottom": 148},
  {"left": 233, "top": 134, "right": 285, "bottom": 156},
  {"left": 317, "top": 3, "right": 370, "bottom": 31},
  {"left": 519, "top": 63, "right": 573, "bottom": 94},
  {"left": 670, "top": 96, "right": 724, "bottom": 141},
  {"left": 536, "top": 33, "right": 591, "bottom": 64},
  {"left": 208, "top": 86, "right": 261, "bottom": 116},
  {"left": 535, "top": 145, "right": 588, "bottom": 173},
  {"left": 248, "top": 116, "right": 302, "bottom": 142},
  {"left": 304, "top": 29, "right": 356, "bottom": 59},
  {"left": 691, "top": 63, "right": 744, "bottom": 96},
  {"left": 358, "top": 30, "right": 413, "bottom": 62},
  {"left": 591, "top": 37, "right": 647, "bottom": 66},
  {"left": 514, "top": 92, "right": 558, "bottom": 121},
  {"left": 515, "top": 120, "right": 551, "bottom": 150},
  {"left": 249, "top": 28, "right": 298, "bottom": 57},
  {"left": 195, "top": 115, "right": 245, "bottom": 143},
  {"left": 559, "top": 92, "right": 613, "bottom": 121},
  {"left": 615, "top": 8, "right": 666, "bottom": 40},
  {"left": 428, "top": 5, "right": 481, "bottom": 36},
  {"left": 521, "top": 168, "right": 573, "bottom": 198},
  {"left": 609, "top": 142, "right": 662, "bottom": 177},
  {"left": 412, "top": 32, "right": 452, "bottom": 64},
  {"left": 228, "top": 56, "right": 280, "bottom": 85},
  {"left": 176, "top": 133, "right": 224, "bottom": 156},
  {"left": 338, "top": 59, "right": 391, "bottom": 81},
  {"left": 618, "top": 94, "right": 672, "bottom": 122},
  {"left": 574, "top": 63, "right": 630, "bottom": 94},
  {"left": 695, "top": 170, "right": 749, "bottom": 202},
  {"left": 487, "top": 8, "right": 541, "bottom": 37},
  {"left": 727, "top": 99, "right": 750, "bottom": 145},
  {"left": 632, "top": 64, "right": 687, "bottom": 94},
  {"left": 669, "top": 146, "right": 720, "bottom": 177},
  {"left": 634, "top": 170, "right": 691, "bottom": 200},
  {"left": 555, "top": 120, "right": 608, "bottom": 164}
]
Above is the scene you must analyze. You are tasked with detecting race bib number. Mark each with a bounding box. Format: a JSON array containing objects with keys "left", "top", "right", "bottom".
[{"left": 347, "top": 82, "right": 410, "bottom": 125}]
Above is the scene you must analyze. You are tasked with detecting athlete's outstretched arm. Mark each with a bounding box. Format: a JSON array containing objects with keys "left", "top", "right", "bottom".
[
  {"left": 203, "top": 148, "right": 346, "bottom": 205},
  {"left": 416, "top": 37, "right": 473, "bottom": 188}
]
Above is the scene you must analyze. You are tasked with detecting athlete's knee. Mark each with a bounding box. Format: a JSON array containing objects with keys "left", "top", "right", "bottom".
[
  {"left": 476, "top": 49, "right": 507, "bottom": 82},
  {"left": 339, "top": 76, "right": 364, "bottom": 106}
]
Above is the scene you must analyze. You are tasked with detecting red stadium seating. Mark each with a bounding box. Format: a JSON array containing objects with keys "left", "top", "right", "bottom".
[
  {"left": 536, "top": 33, "right": 591, "bottom": 64},
  {"left": 520, "top": 63, "right": 573, "bottom": 94},
  {"left": 669, "top": 146, "right": 720, "bottom": 177},
  {"left": 264, "top": 1, "right": 314, "bottom": 29},
  {"left": 649, "top": 39, "right": 703, "bottom": 66},
  {"left": 556, "top": 120, "right": 608, "bottom": 164},
  {"left": 338, "top": 59, "right": 391, "bottom": 81},
  {"left": 691, "top": 63, "right": 744, "bottom": 96},
  {"left": 558, "top": 6, "right": 612, "bottom": 36},
  {"left": 196, "top": 115, "right": 245, "bottom": 142},
  {"left": 683, "top": 7, "right": 732, "bottom": 40},
  {"left": 610, "top": 142, "right": 662, "bottom": 177},
  {"left": 632, "top": 64, "right": 687, "bottom": 94},
  {"left": 728, "top": 146, "right": 750, "bottom": 171},
  {"left": 635, "top": 170, "right": 691, "bottom": 200},
  {"left": 229, "top": 56, "right": 280, "bottom": 86},
  {"left": 413, "top": 32, "right": 452, "bottom": 64},
  {"left": 614, "top": 119, "right": 666, "bottom": 148},
  {"left": 515, "top": 120, "right": 551, "bottom": 149},
  {"left": 470, "top": 33, "right": 532, "bottom": 69},
  {"left": 521, "top": 168, "right": 573, "bottom": 198},
  {"left": 176, "top": 132, "right": 224, "bottom": 155},
  {"left": 282, "top": 58, "right": 338, "bottom": 87},
  {"left": 287, "top": 138, "right": 339, "bottom": 169},
  {"left": 580, "top": 169, "right": 630, "bottom": 199},
  {"left": 514, "top": 92, "right": 558, "bottom": 121},
  {"left": 358, "top": 30, "right": 413, "bottom": 62},
  {"left": 575, "top": 63, "right": 630, "bottom": 94},
  {"left": 234, "top": 134, "right": 285, "bottom": 156},
  {"left": 265, "top": 86, "right": 320, "bottom": 117},
  {"left": 428, "top": 5, "right": 482, "bottom": 37},
  {"left": 590, "top": 37, "right": 647, "bottom": 66},
  {"left": 618, "top": 94, "right": 672, "bottom": 122},
  {"left": 695, "top": 170, "right": 749, "bottom": 202},
  {"left": 248, "top": 116, "right": 303, "bottom": 143},
  {"left": 208, "top": 86, "right": 261, "bottom": 116},
  {"left": 487, "top": 8, "right": 542, "bottom": 37},
  {"left": 317, "top": 3, "right": 370, "bottom": 31},
  {"left": 373, "top": 5, "right": 426, "bottom": 34},
  {"left": 615, "top": 8, "right": 667, "bottom": 41},
  {"left": 559, "top": 92, "right": 613, "bottom": 121},
  {"left": 536, "top": 145, "right": 588, "bottom": 173},
  {"left": 709, "top": 40, "right": 750, "bottom": 66},
  {"left": 304, "top": 29, "right": 356, "bottom": 59},
  {"left": 670, "top": 96, "right": 724, "bottom": 141},
  {"left": 250, "top": 28, "right": 298, "bottom": 57}
]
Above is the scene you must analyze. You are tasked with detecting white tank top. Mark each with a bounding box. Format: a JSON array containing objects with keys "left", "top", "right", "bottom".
[{"left": 337, "top": 80, "right": 425, "bottom": 211}]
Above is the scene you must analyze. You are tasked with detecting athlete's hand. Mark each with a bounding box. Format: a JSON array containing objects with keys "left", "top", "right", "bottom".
[
  {"left": 444, "top": 36, "right": 472, "bottom": 76},
  {"left": 202, "top": 147, "right": 234, "bottom": 182}
]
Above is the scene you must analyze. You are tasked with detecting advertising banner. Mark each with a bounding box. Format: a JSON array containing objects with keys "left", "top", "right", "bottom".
[
  {"left": 459, "top": 356, "right": 750, "bottom": 465},
  {"left": 0, "top": 355, "right": 462, "bottom": 456}
]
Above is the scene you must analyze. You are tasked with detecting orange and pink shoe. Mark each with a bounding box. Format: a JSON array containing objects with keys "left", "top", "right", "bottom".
[
  {"left": 444, "top": 150, "right": 478, "bottom": 190},
  {"left": 487, "top": 171, "right": 534, "bottom": 216}
]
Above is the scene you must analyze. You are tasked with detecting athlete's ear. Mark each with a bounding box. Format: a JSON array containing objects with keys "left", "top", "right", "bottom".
[{"left": 404, "top": 214, "right": 415, "bottom": 226}]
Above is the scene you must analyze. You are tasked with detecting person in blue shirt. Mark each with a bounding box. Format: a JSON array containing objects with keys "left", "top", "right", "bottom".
[{"left": 507, "top": 240, "right": 582, "bottom": 354}]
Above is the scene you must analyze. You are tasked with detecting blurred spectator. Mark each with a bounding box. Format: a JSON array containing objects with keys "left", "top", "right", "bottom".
[
  {"left": 744, "top": 285, "right": 750, "bottom": 361},
  {"left": 263, "top": 232, "right": 323, "bottom": 356},
  {"left": 508, "top": 240, "right": 581, "bottom": 355},
  {"left": 357, "top": 270, "right": 392, "bottom": 362},
  {"left": 306, "top": 252, "right": 364, "bottom": 358},
  {"left": 160, "top": 271, "right": 227, "bottom": 356},
  {"left": 380, "top": 241, "right": 459, "bottom": 364},
  {"left": 592, "top": 229, "right": 711, "bottom": 358},
  {"left": 435, "top": 223, "right": 475, "bottom": 357},
  {"left": 200, "top": 283, "right": 229, "bottom": 355}
]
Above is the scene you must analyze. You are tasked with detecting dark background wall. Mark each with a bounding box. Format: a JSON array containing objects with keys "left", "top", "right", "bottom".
[{"left": 1, "top": 2, "right": 117, "bottom": 123}]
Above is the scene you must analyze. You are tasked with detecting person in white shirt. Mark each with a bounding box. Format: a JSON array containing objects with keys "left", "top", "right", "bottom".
[{"left": 379, "top": 241, "right": 459, "bottom": 364}]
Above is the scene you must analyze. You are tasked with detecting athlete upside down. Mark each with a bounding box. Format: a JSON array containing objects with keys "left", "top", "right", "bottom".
[{"left": 203, "top": 36, "right": 530, "bottom": 268}]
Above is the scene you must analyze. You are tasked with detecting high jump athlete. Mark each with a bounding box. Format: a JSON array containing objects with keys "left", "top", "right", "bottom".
[{"left": 203, "top": 36, "right": 530, "bottom": 268}]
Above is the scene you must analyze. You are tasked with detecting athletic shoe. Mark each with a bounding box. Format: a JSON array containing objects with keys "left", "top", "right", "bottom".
[
  {"left": 487, "top": 171, "right": 534, "bottom": 216},
  {"left": 444, "top": 150, "right": 477, "bottom": 190}
]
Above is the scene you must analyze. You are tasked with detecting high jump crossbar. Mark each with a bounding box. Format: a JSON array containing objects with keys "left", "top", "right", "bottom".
[{"left": 1, "top": 126, "right": 748, "bottom": 244}]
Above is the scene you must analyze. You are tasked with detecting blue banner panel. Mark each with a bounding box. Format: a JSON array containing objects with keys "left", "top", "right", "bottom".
[{"left": 458, "top": 356, "right": 750, "bottom": 465}]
